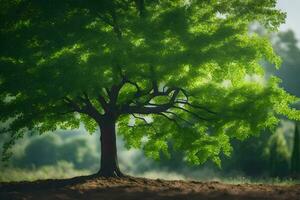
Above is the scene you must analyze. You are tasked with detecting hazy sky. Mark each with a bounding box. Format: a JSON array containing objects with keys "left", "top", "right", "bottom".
[{"left": 277, "top": 0, "right": 300, "bottom": 41}]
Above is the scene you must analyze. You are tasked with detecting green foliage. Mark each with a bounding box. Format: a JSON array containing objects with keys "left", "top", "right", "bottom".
[{"left": 0, "top": 0, "right": 298, "bottom": 166}]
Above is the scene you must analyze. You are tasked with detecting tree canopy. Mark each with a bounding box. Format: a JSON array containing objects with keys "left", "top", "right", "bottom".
[{"left": 1, "top": 0, "right": 299, "bottom": 167}]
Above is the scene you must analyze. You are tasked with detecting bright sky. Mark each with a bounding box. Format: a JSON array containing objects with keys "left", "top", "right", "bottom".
[{"left": 277, "top": 0, "right": 300, "bottom": 41}]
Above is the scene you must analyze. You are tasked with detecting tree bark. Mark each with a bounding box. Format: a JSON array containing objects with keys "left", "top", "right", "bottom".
[{"left": 97, "top": 118, "right": 124, "bottom": 177}]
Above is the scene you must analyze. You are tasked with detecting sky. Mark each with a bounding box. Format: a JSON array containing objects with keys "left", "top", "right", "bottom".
[{"left": 277, "top": 0, "right": 300, "bottom": 41}]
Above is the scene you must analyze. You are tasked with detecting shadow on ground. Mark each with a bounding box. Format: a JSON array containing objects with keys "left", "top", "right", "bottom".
[{"left": 0, "top": 175, "right": 299, "bottom": 200}]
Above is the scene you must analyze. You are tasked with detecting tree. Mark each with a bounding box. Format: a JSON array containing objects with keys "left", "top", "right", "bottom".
[
  {"left": 291, "top": 123, "right": 300, "bottom": 176},
  {"left": 266, "top": 30, "right": 300, "bottom": 97},
  {"left": 267, "top": 130, "right": 290, "bottom": 177},
  {"left": 221, "top": 131, "right": 270, "bottom": 177},
  {"left": 1, "top": 0, "right": 299, "bottom": 177},
  {"left": 263, "top": 29, "right": 300, "bottom": 177}
]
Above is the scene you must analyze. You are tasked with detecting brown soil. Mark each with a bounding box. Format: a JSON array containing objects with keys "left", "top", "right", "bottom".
[{"left": 0, "top": 175, "right": 299, "bottom": 200}]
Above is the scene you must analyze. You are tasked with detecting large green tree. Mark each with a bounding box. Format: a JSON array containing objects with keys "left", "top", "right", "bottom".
[{"left": 1, "top": 0, "right": 299, "bottom": 177}]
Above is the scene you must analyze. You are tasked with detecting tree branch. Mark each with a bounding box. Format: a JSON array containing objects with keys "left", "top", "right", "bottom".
[
  {"left": 175, "top": 100, "right": 217, "bottom": 115},
  {"left": 132, "top": 113, "right": 148, "bottom": 124},
  {"left": 163, "top": 111, "right": 194, "bottom": 126},
  {"left": 110, "top": 8, "right": 122, "bottom": 39},
  {"left": 63, "top": 94, "right": 103, "bottom": 122},
  {"left": 79, "top": 92, "right": 103, "bottom": 120},
  {"left": 108, "top": 85, "right": 122, "bottom": 106},
  {"left": 120, "top": 87, "right": 181, "bottom": 115},
  {"left": 98, "top": 94, "right": 108, "bottom": 112},
  {"left": 122, "top": 104, "right": 171, "bottom": 115},
  {"left": 131, "top": 114, "right": 158, "bottom": 134},
  {"left": 64, "top": 97, "right": 84, "bottom": 113},
  {"left": 179, "top": 88, "right": 189, "bottom": 102},
  {"left": 158, "top": 112, "right": 181, "bottom": 128},
  {"left": 120, "top": 74, "right": 144, "bottom": 98},
  {"left": 172, "top": 105, "right": 211, "bottom": 121}
]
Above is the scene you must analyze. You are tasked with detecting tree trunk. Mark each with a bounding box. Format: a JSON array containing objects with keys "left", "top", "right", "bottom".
[{"left": 97, "top": 118, "right": 123, "bottom": 177}]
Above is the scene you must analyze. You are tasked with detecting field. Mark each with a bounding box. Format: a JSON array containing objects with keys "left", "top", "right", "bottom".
[{"left": 1, "top": 175, "right": 300, "bottom": 200}]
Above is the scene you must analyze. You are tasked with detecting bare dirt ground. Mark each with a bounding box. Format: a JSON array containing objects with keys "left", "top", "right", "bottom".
[{"left": 0, "top": 175, "right": 300, "bottom": 200}]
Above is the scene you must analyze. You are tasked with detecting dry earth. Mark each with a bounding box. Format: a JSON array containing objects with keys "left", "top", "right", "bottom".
[{"left": 0, "top": 175, "right": 300, "bottom": 200}]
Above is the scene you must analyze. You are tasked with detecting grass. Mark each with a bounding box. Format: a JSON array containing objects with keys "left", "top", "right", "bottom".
[
  {"left": 0, "top": 164, "right": 299, "bottom": 186},
  {"left": 214, "top": 176, "right": 300, "bottom": 186},
  {"left": 0, "top": 161, "right": 92, "bottom": 182}
]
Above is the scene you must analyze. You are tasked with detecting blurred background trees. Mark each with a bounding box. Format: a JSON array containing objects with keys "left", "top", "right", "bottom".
[{"left": 291, "top": 123, "right": 300, "bottom": 177}]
